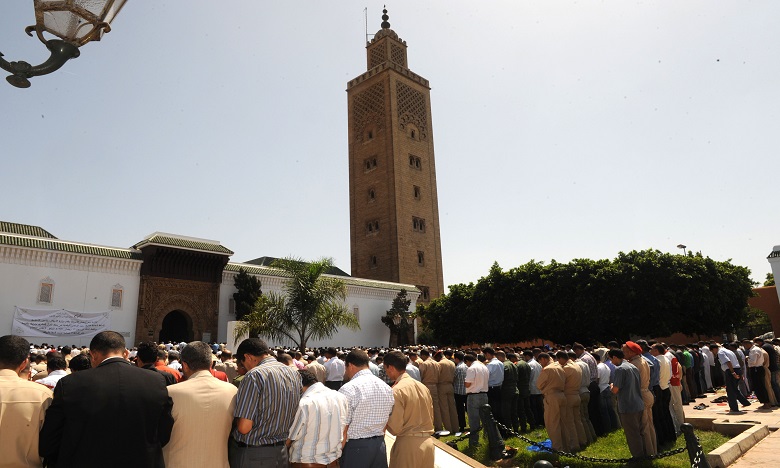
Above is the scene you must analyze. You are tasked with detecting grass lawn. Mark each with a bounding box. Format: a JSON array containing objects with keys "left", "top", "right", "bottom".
[{"left": 441, "top": 426, "right": 729, "bottom": 467}]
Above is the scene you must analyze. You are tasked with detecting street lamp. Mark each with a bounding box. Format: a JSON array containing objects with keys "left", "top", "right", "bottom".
[
  {"left": 0, "top": 0, "right": 126, "bottom": 88},
  {"left": 392, "top": 314, "right": 401, "bottom": 326},
  {"left": 677, "top": 244, "right": 687, "bottom": 255}
]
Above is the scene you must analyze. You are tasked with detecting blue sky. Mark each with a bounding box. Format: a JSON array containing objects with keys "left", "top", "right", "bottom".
[{"left": 2, "top": 1, "right": 778, "bottom": 290}]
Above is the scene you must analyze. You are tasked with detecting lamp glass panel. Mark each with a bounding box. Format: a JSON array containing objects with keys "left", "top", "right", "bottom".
[
  {"left": 34, "top": 0, "right": 126, "bottom": 43},
  {"left": 41, "top": 10, "right": 90, "bottom": 41}
]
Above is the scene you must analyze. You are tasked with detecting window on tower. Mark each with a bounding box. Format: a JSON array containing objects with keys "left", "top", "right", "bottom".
[
  {"left": 418, "top": 286, "right": 430, "bottom": 301},
  {"left": 413, "top": 217, "right": 426, "bottom": 233},
  {"left": 370, "top": 255, "right": 378, "bottom": 268},
  {"left": 366, "top": 220, "right": 380, "bottom": 234},
  {"left": 413, "top": 186, "right": 421, "bottom": 200},
  {"left": 417, "top": 251, "right": 425, "bottom": 266},
  {"left": 407, "top": 124, "right": 420, "bottom": 141},
  {"left": 368, "top": 188, "right": 376, "bottom": 201},
  {"left": 409, "top": 155, "right": 421, "bottom": 170},
  {"left": 364, "top": 157, "right": 378, "bottom": 172}
]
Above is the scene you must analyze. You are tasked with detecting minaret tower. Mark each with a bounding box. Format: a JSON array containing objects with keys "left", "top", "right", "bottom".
[{"left": 347, "top": 9, "right": 444, "bottom": 303}]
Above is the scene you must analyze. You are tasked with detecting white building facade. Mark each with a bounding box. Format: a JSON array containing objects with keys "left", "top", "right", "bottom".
[{"left": 0, "top": 221, "right": 418, "bottom": 348}]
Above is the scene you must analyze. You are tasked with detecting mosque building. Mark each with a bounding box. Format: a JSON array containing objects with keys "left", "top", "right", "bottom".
[{"left": 0, "top": 11, "right": 442, "bottom": 348}]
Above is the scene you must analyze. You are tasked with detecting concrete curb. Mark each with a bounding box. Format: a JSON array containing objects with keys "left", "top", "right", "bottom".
[{"left": 705, "top": 422, "right": 770, "bottom": 468}]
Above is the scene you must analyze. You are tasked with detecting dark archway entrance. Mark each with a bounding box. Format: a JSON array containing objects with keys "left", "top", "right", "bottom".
[{"left": 159, "top": 310, "right": 192, "bottom": 343}]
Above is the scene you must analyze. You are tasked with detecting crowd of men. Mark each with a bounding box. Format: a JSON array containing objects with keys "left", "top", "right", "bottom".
[{"left": 3, "top": 332, "right": 780, "bottom": 467}]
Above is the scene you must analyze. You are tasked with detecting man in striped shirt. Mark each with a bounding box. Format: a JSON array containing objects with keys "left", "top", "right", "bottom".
[
  {"left": 229, "top": 338, "right": 302, "bottom": 468},
  {"left": 287, "top": 370, "right": 348, "bottom": 468},
  {"left": 339, "top": 349, "right": 395, "bottom": 468}
]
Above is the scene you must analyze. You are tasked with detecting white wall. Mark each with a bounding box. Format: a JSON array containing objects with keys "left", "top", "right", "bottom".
[
  {"left": 1, "top": 249, "right": 418, "bottom": 350},
  {"left": 0, "top": 248, "right": 141, "bottom": 347},
  {"left": 219, "top": 269, "right": 418, "bottom": 349}
]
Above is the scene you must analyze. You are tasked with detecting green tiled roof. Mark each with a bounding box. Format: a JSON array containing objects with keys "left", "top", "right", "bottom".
[
  {"left": 225, "top": 262, "right": 419, "bottom": 293},
  {"left": 134, "top": 234, "right": 233, "bottom": 255},
  {"left": 0, "top": 221, "right": 57, "bottom": 239},
  {"left": 246, "top": 256, "right": 351, "bottom": 277},
  {"left": 0, "top": 234, "right": 142, "bottom": 260}
]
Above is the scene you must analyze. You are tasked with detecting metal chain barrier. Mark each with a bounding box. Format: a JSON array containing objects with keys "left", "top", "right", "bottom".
[{"left": 447, "top": 408, "right": 709, "bottom": 467}]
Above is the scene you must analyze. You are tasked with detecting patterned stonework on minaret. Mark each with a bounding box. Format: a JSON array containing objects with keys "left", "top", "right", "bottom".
[{"left": 347, "top": 9, "right": 444, "bottom": 303}]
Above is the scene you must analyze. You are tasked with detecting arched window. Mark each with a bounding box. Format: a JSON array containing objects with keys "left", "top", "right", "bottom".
[
  {"left": 111, "top": 284, "right": 124, "bottom": 309},
  {"left": 38, "top": 277, "right": 55, "bottom": 304}
]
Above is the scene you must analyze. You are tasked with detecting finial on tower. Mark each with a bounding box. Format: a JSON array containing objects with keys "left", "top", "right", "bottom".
[{"left": 381, "top": 6, "right": 391, "bottom": 29}]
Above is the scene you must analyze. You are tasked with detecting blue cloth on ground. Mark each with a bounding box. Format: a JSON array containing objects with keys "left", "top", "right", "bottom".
[{"left": 526, "top": 439, "right": 552, "bottom": 452}]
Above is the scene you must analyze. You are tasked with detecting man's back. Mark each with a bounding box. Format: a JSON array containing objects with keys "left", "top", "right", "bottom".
[
  {"left": 438, "top": 358, "right": 456, "bottom": 384},
  {"left": 40, "top": 357, "right": 173, "bottom": 468},
  {"left": 288, "top": 383, "right": 348, "bottom": 465},
  {"left": 562, "top": 361, "right": 582, "bottom": 395},
  {"left": 306, "top": 360, "right": 327, "bottom": 383},
  {"left": 515, "top": 359, "right": 531, "bottom": 396},
  {"left": 502, "top": 360, "right": 519, "bottom": 392},
  {"left": 163, "top": 371, "right": 237, "bottom": 468},
  {"left": 387, "top": 373, "right": 434, "bottom": 437},
  {"left": 232, "top": 357, "right": 302, "bottom": 445},
  {"left": 465, "top": 362, "right": 489, "bottom": 393},
  {"left": 537, "top": 362, "right": 565, "bottom": 394},
  {"left": 339, "top": 370, "right": 394, "bottom": 439},
  {"left": 418, "top": 358, "right": 440, "bottom": 386},
  {"left": 0, "top": 370, "right": 52, "bottom": 468}
]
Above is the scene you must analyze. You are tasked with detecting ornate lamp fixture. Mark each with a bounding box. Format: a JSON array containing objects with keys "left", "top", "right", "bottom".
[
  {"left": 392, "top": 314, "right": 402, "bottom": 326},
  {"left": 0, "top": 0, "right": 126, "bottom": 88}
]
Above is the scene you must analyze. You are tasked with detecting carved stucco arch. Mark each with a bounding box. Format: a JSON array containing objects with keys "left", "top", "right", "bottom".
[
  {"left": 152, "top": 294, "right": 204, "bottom": 339},
  {"left": 136, "top": 276, "right": 220, "bottom": 344}
]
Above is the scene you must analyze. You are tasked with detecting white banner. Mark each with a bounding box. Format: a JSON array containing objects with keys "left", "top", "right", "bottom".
[{"left": 12, "top": 307, "right": 111, "bottom": 338}]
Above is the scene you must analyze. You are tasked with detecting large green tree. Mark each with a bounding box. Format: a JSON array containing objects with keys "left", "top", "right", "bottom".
[
  {"left": 233, "top": 257, "right": 360, "bottom": 352},
  {"left": 419, "top": 249, "right": 754, "bottom": 345},
  {"left": 765, "top": 273, "right": 775, "bottom": 286}
]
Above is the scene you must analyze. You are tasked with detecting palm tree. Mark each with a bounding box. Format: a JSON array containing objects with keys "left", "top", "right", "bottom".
[{"left": 233, "top": 257, "right": 360, "bottom": 352}]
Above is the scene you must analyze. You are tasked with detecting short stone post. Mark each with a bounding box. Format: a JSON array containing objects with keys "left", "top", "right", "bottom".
[
  {"left": 479, "top": 404, "right": 505, "bottom": 460},
  {"left": 681, "top": 422, "right": 711, "bottom": 468}
]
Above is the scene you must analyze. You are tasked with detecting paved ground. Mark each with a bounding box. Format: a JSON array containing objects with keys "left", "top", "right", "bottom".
[{"left": 683, "top": 389, "right": 780, "bottom": 466}]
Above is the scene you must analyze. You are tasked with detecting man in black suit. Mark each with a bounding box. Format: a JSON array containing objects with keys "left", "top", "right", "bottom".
[{"left": 39, "top": 331, "right": 173, "bottom": 468}]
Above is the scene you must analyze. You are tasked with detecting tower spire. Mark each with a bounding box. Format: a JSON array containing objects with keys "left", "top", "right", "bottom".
[{"left": 381, "top": 6, "right": 390, "bottom": 29}]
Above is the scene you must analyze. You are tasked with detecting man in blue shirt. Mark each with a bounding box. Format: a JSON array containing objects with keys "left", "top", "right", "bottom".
[
  {"left": 609, "top": 349, "right": 651, "bottom": 458},
  {"left": 710, "top": 343, "right": 751, "bottom": 414},
  {"left": 483, "top": 347, "right": 504, "bottom": 423}
]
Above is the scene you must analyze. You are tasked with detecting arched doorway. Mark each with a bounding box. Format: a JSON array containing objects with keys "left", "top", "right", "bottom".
[{"left": 159, "top": 310, "right": 193, "bottom": 343}]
